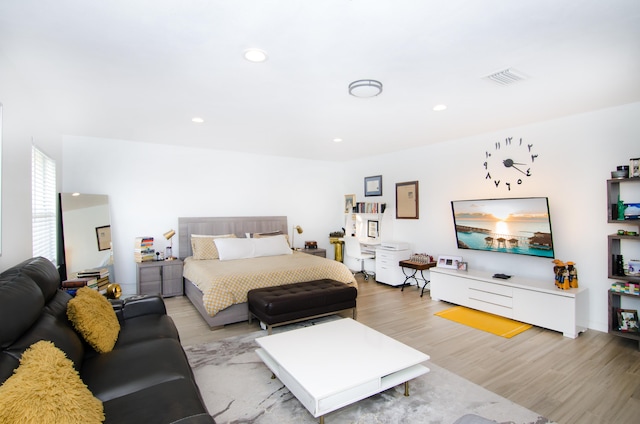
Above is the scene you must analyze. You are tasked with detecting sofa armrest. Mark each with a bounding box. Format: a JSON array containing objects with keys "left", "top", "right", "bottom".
[{"left": 120, "top": 295, "right": 167, "bottom": 320}]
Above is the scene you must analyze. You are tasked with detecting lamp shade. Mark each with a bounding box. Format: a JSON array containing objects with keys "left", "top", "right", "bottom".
[
  {"left": 163, "top": 229, "right": 176, "bottom": 240},
  {"left": 294, "top": 225, "right": 303, "bottom": 234}
]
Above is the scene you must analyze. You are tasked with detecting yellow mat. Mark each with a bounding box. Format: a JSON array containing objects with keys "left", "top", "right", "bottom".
[{"left": 435, "top": 306, "right": 532, "bottom": 338}]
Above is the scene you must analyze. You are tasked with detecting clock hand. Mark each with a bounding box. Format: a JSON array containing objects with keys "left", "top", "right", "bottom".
[
  {"left": 502, "top": 158, "right": 527, "bottom": 167},
  {"left": 511, "top": 165, "right": 528, "bottom": 175}
]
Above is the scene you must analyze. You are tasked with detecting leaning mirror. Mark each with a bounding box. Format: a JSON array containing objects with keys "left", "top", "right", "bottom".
[{"left": 58, "top": 193, "right": 114, "bottom": 285}]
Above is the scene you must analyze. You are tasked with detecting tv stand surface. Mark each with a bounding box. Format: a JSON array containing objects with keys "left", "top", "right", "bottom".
[{"left": 430, "top": 268, "right": 588, "bottom": 338}]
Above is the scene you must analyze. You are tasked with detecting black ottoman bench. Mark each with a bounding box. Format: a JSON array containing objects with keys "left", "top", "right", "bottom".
[{"left": 248, "top": 279, "right": 358, "bottom": 334}]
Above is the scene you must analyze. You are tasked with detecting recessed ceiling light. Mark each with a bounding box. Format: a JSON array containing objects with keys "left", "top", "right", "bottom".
[
  {"left": 72, "top": 192, "right": 80, "bottom": 197},
  {"left": 348, "top": 80, "right": 383, "bottom": 98},
  {"left": 333, "top": 138, "right": 343, "bottom": 143},
  {"left": 433, "top": 104, "right": 447, "bottom": 111},
  {"left": 244, "top": 48, "right": 268, "bottom": 63},
  {"left": 192, "top": 117, "right": 204, "bottom": 123}
]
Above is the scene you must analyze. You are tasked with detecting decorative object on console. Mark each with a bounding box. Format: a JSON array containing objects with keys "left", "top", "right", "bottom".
[
  {"left": 106, "top": 283, "right": 122, "bottom": 299},
  {"left": 367, "top": 220, "right": 379, "bottom": 238},
  {"left": 437, "top": 255, "right": 462, "bottom": 269},
  {"left": 364, "top": 175, "right": 382, "bottom": 196},
  {"left": 457, "top": 261, "right": 468, "bottom": 271},
  {"left": 291, "top": 225, "right": 303, "bottom": 249},
  {"left": 483, "top": 136, "right": 538, "bottom": 191},
  {"left": 409, "top": 253, "right": 434, "bottom": 264},
  {"left": 396, "top": 180, "right": 419, "bottom": 219},
  {"left": 304, "top": 241, "right": 317, "bottom": 249},
  {"left": 134, "top": 236, "right": 155, "bottom": 262},
  {"left": 552, "top": 259, "right": 579, "bottom": 290},
  {"left": 164, "top": 229, "right": 176, "bottom": 260}
]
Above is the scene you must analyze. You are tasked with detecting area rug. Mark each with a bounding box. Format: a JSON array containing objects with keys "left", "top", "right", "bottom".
[
  {"left": 184, "top": 320, "right": 552, "bottom": 424},
  {"left": 435, "top": 306, "right": 532, "bottom": 338}
]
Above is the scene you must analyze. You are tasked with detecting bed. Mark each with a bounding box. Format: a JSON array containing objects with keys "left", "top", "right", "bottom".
[{"left": 178, "top": 216, "right": 357, "bottom": 328}]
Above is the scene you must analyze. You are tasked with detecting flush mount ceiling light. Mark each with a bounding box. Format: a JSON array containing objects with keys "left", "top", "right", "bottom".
[
  {"left": 433, "top": 104, "right": 447, "bottom": 111},
  {"left": 348, "top": 79, "right": 383, "bottom": 98},
  {"left": 191, "top": 117, "right": 204, "bottom": 123},
  {"left": 243, "top": 48, "right": 268, "bottom": 63}
]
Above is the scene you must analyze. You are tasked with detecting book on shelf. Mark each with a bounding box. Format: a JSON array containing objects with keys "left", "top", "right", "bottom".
[
  {"left": 61, "top": 277, "right": 98, "bottom": 294},
  {"left": 610, "top": 282, "right": 640, "bottom": 295},
  {"left": 76, "top": 267, "right": 109, "bottom": 278}
]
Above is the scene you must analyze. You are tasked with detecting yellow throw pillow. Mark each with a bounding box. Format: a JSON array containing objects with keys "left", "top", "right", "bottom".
[
  {"left": 191, "top": 233, "right": 236, "bottom": 260},
  {"left": 67, "top": 286, "right": 120, "bottom": 353},
  {"left": 0, "top": 340, "right": 104, "bottom": 424}
]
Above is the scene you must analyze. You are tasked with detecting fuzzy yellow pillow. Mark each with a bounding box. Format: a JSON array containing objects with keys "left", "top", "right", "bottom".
[
  {"left": 67, "top": 286, "right": 120, "bottom": 353},
  {"left": 0, "top": 340, "right": 104, "bottom": 424}
]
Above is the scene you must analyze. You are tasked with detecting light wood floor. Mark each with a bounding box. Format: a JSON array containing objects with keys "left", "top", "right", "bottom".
[{"left": 165, "top": 277, "right": 640, "bottom": 424}]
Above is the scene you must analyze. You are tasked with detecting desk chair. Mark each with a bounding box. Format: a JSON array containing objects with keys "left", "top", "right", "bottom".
[{"left": 343, "top": 236, "right": 375, "bottom": 280}]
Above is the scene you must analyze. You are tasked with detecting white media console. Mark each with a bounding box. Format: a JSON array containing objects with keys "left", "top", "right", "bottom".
[{"left": 430, "top": 268, "right": 588, "bottom": 338}]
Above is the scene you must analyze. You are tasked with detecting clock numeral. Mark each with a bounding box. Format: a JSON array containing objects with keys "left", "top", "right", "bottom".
[
  {"left": 517, "top": 178, "right": 523, "bottom": 185},
  {"left": 505, "top": 137, "right": 512, "bottom": 145},
  {"left": 519, "top": 137, "right": 523, "bottom": 146},
  {"left": 531, "top": 154, "right": 538, "bottom": 163},
  {"left": 506, "top": 182, "right": 511, "bottom": 191},
  {"left": 527, "top": 143, "right": 534, "bottom": 152},
  {"left": 485, "top": 151, "right": 491, "bottom": 159},
  {"left": 526, "top": 168, "right": 531, "bottom": 176},
  {"left": 486, "top": 172, "right": 491, "bottom": 180},
  {"left": 495, "top": 142, "right": 500, "bottom": 150},
  {"left": 483, "top": 161, "right": 488, "bottom": 170},
  {"left": 494, "top": 179, "right": 500, "bottom": 188}
]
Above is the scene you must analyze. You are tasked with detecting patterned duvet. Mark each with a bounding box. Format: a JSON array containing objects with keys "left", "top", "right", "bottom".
[{"left": 183, "top": 251, "right": 357, "bottom": 316}]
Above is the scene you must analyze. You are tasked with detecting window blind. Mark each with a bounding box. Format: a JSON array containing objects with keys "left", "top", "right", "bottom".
[{"left": 32, "top": 145, "right": 57, "bottom": 263}]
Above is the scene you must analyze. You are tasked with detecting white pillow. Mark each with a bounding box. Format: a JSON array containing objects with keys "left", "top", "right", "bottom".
[
  {"left": 215, "top": 235, "right": 293, "bottom": 261},
  {"left": 214, "top": 238, "right": 255, "bottom": 261},
  {"left": 253, "top": 235, "right": 293, "bottom": 257}
]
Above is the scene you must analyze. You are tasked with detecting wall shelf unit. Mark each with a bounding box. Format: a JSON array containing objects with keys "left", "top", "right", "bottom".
[{"left": 606, "top": 177, "right": 640, "bottom": 348}]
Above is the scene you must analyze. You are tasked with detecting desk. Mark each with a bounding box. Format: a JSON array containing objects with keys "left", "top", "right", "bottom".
[{"left": 399, "top": 261, "right": 436, "bottom": 297}]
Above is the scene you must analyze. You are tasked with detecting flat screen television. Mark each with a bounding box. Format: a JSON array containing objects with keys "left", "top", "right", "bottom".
[{"left": 451, "top": 197, "right": 555, "bottom": 258}]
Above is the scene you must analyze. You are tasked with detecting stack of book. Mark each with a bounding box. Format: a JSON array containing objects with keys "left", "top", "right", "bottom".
[
  {"left": 76, "top": 268, "right": 110, "bottom": 292},
  {"left": 611, "top": 282, "right": 640, "bottom": 295},
  {"left": 61, "top": 277, "right": 98, "bottom": 296},
  {"left": 134, "top": 237, "right": 155, "bottom": 262}
]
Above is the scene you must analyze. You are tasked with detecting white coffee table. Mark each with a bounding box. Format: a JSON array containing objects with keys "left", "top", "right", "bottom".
[{"left": 255, "top": 318, "right": 430, "bottom": 423}]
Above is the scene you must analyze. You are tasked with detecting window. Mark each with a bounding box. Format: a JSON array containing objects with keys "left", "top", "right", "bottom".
[{"left": 32, "top": 145, "right": 57, "bottom": 263}]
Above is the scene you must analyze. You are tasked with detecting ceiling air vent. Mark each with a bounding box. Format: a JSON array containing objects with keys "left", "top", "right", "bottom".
[{"left": 483, "top": 68, "right": 529, "bottom": 86}]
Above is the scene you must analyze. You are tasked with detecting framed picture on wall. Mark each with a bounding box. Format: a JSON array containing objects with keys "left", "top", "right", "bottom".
[
  {"left": 437, "top": 255, "right": 463, "bottom": 269},
  {"left": 617, "top": 309, "right": 639, "bottom": 332},
  {"left": 344, "top": 194, "right": 356, "bottom": 213},
  {"left": 396, "top": 180, "right": 419, "bottom": 219},
  {"left": 364, "top": 175, "right": 382, "bottom": 197},
  {"left": 96, "top": 225, "right": 112, "bottom": 251}
]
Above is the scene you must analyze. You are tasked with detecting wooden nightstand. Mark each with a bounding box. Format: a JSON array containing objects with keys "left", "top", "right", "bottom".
[
  {"left": 136, "top": 259, "right": 184, "bottom": 297},
  {"left": 300, "top": 248, "right": 327, "bottom": 258}
]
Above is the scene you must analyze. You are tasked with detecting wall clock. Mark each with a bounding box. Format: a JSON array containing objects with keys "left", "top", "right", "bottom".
[{"left": 483, "top": 137, "right": 538, "bottom": 191}]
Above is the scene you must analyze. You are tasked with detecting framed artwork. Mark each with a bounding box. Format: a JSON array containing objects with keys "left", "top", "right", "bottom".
[
  {"left": 367, "top": 220, "right": 379, "bottom": 238},
  {"left": 364, "top": 175, "right": 383, "bottom": 197},
  {"left": 437, "top": 255, "right": 463, "bottom": 269},
  {"left": 617, "top": 309, "right": 639, "bottom": 332},
  {"left": 457, "top": 261, "right": 468, "bottom": 271},
  {"left": 95, "top": 225, "right": 112, "bottom": 251},
  {"left": 344, "top": 194, "right": 356, "bottom": 213},
  {"left": 396, "top": 180, "right": 419, "bottom": 219}
]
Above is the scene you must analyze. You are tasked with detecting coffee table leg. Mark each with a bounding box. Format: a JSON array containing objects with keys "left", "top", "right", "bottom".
[
  {"left": 404, "top": 381, "right": 410, "bottom": 396},
  {"left": 319, "top": 415, "right": 324, "bottom": 424}
]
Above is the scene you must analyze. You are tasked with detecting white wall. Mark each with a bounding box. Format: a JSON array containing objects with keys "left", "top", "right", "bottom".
[
  {"left": 62, "top": 137, "right": 346, "bottom": 296},
  {"left": 342, "top": 102, "right": 640, "bottom": 332},
  {"left": 0, "top": 51, "right": 63, "bottom": 271}
]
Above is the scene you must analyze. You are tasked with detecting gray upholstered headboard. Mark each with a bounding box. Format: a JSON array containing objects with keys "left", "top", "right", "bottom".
[{"left": 178, "top": 216, "right": 288, "bottom": 259}]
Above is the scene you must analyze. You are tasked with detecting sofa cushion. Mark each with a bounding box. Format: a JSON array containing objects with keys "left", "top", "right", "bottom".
[
  {"left": 67, "top": 287, "right": 120, "bottom": 353},
  {"left": 0, "top": 341, "right": 104, "bottom": 424},
  {"left": 115, "top": 314, "right": 180, "bottom": 348},
  {"left": 82, "top": 338, "right": 196, "bottom": 402},
  {"left": 8, "top": 256, "right": 61, "bottom": 302},
  {"left": 102, "top": 378, "right": 214, "bottom": 424},
  {"left": 0, "top": 273, "right": 44, "bottom": 348}
]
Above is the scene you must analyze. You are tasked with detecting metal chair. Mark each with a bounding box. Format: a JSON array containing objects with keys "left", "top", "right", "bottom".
[{"left": 343, "top": 236, "right": 375, "bottom": 280}]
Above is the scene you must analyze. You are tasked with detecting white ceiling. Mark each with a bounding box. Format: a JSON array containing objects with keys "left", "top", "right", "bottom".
[{"left": 1, "top": 0, "right": 639, "bottom": 162}]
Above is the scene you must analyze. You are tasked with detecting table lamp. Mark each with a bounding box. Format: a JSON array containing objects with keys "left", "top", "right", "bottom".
[
  {"left": 164, "top": 229, "right": 176, "bottom": 260},
  {"left": 292, "top": 225, "right": 303, "bottom": 250}
]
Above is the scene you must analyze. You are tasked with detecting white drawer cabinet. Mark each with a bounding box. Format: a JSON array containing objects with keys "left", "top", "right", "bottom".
[
  {"left": 375, "top": 248, "right": 411, "bottom": 286},
  {"left": 431, "top": 267, "right": 588, "bottom": 338}
]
